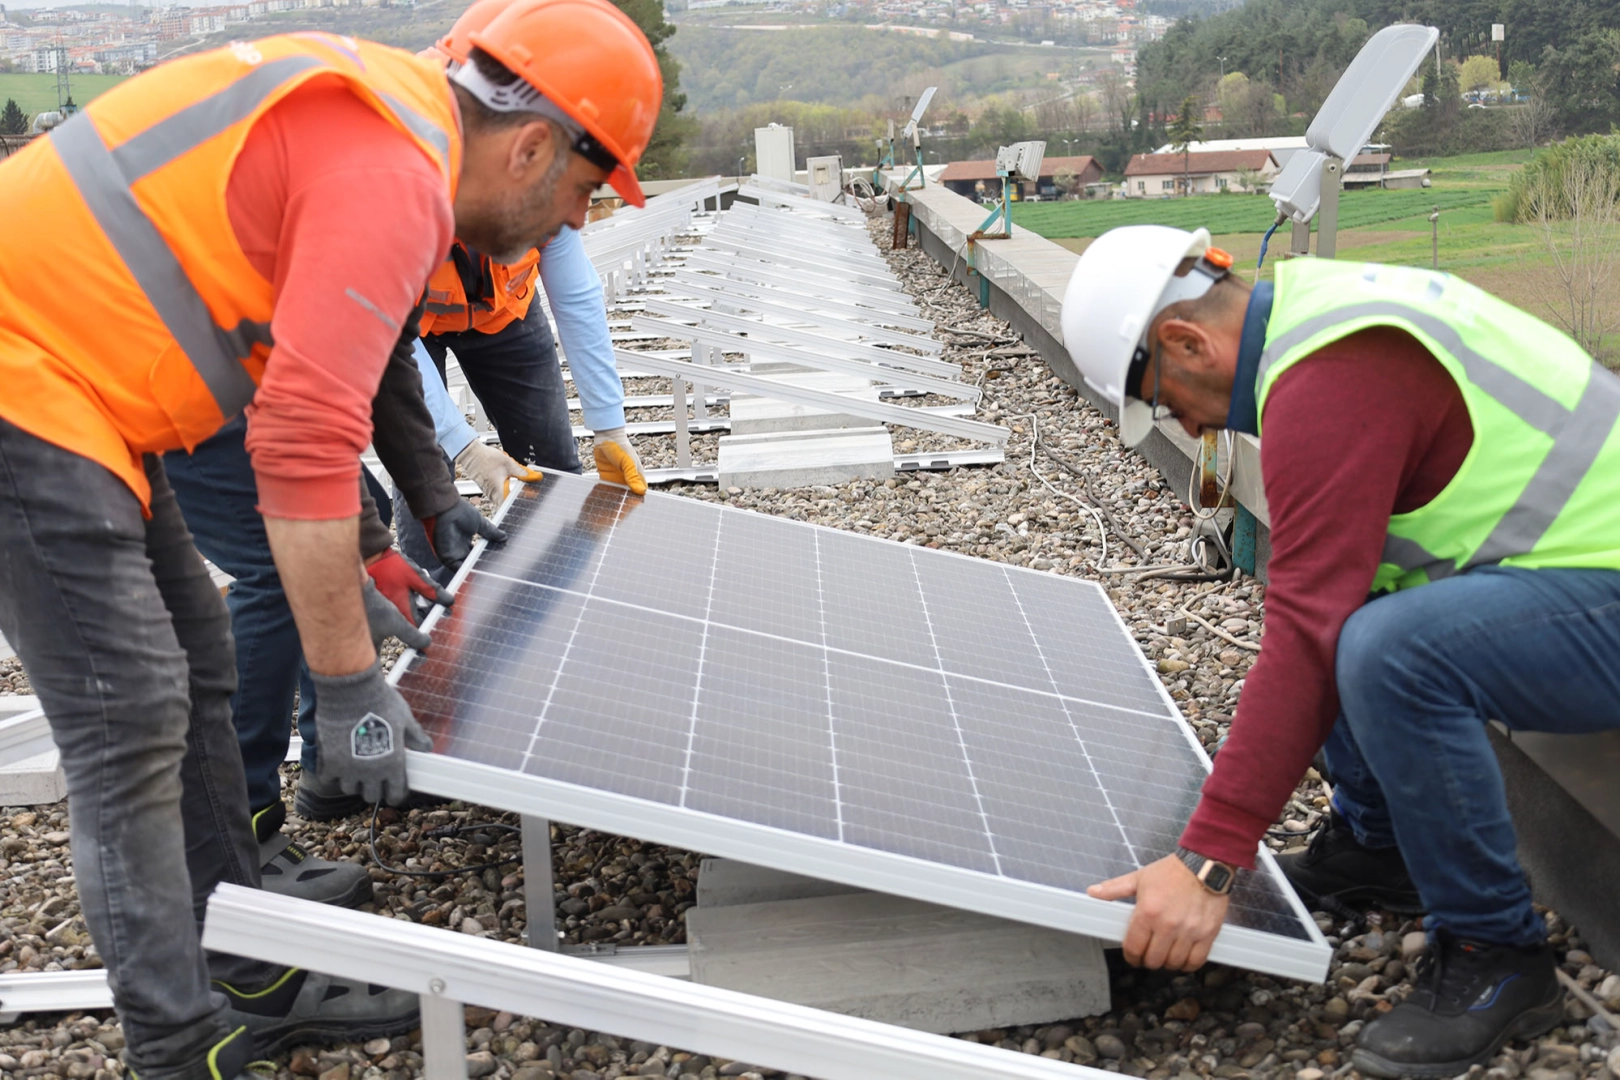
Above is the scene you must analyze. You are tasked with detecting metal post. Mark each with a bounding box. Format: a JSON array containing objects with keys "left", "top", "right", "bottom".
[
  {"left": 521, "top": 815, "right": 558, "bottom": 951},
  {"left": 1199, "top": 431, "right": 1221, "bottom": 509},
  {"left": 420, "top": 991, "right": 470, "bottom": 1079},
  {"left": 673, "top": 364, "right": 691, "bottom": 469},
  {"left": 1430, "top": 206, "right": 1440, "bottom": 269},
  {"left": 1289, "top": 219, "right": 1311, "bottom": 258},
  {"left": 1232, "top": 505, "right": 1257, "bottom": 575},
  {"left": 1316, "top": 157, "right": 1342, "bottom": 259}
]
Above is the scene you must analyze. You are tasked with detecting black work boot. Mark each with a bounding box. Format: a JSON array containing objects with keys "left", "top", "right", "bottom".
[
  {"left": 252, "top": 801, "right": 373, "bottom": 908},
  {"left": 1353, "top": 931, "right": 1562, "bottom": 1078},
  {"left": 216, "top": 968, "right": 420, "bottom": 1057},
  {"left": 1276, "top": 808, "right": 1425, "bottom": 914}
]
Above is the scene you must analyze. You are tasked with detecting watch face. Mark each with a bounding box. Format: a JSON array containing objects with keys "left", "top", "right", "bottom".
[{"left": 1205, "top": 863, "right": 1234, "bottom": 893}]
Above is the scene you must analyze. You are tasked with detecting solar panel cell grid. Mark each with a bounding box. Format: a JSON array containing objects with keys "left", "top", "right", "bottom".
[{"left": 397, "top": 472, "right": 1320, "bottom": 959}]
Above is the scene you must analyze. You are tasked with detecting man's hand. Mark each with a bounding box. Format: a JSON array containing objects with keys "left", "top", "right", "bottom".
[
  {"left": 361, "top": 578, "right": 432, "bottom": 652},
  {"left": 367, "top": 548, "right": 452, "bottom": 620},
  {"left": 593, "top": 428, "right": 647, "bottom": 495},
  {"left": 421, "top": 499, "right": 507, "bottom": 572},
  {"left": 455, "top": 439, "right": 541, "bottom": 503},
  {"left": 311, "top": 661, "right": 432, "bottom": 806},
  {"left": 1088, "top": 854, "right": 1231, "bottom": 971}
]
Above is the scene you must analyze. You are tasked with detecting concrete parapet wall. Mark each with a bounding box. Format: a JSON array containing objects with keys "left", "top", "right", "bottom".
[{"left": 902, "top": 185, "right": 1272, "bottom": 573}]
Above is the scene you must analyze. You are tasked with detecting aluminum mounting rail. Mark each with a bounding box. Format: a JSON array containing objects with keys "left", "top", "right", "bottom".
[
  {"left": 670, "top": 269, "right": 931, "bottom": 332},
  {"left": 639, "top": 299, "right": 956, "bottom": 378},
  {"left": 629, "top": 314, "right": 972, "bottom": 398},
  {"left": 719, "top": 206, "right": 878, "bottom": 249},
  {"left": 0, "top": 970, "right": 114, "bottom": 1023},
  {"left": 201, "top": 884, "right": 1102, "bottom": 1080},
  {"left": 679, "top": 252, "right": 920, "bottom": 317},
  {"left": 613, "top": 348, "right": 1004, "bottom": 444},
  {"left": 708, "top": 223, "right": 891, "bottom": 272},
  {"left": 660, "top": 279, "right": 943, "bottom": 354},
  {"left": 737, "top": 184, "right": 866, "bottom": 221},
  {"left": 0, "top": 706, "right": 51, "bottom": 768},
  {"left": 701, "top": 236, "right": 902, "bottom": 292}
]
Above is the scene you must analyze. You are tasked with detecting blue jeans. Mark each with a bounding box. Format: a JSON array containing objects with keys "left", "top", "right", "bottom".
[
  {"left": 0, "top": 419, "right": 273, "bottom": 1078},
  {"left": 163, "top": 416, "right": 318, "bottom": 807},
  {"left": 404, "top": 301, "right": 582, "bottom": 576},
  {"left": 1324, "top": 565, "right": 1620, "bottom": 946}
]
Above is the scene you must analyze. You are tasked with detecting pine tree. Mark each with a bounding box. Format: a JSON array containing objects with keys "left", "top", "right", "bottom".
[
  {"left": 0, "top": 98, "right": 28, "bottom": 136},
  {"left": 609, "top": 0, "right": 696, "bottom": 180},
  {"left": 1167, "top": 95, "right": 1204, "bottom": 196}
]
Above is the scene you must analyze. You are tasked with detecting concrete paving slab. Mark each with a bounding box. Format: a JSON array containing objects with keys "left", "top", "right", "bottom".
[
  {"left": 697, "top": 858, "right": 866, "bottom": 908},
  {"left": 718, "top": 427, "right": 893, "bottom": 489},
  {"left": 687, "top": 891, "right": 1110, "bottom": 1033},
  {"left": 729, "top": 372, "right": 882, "bottom": 436}
]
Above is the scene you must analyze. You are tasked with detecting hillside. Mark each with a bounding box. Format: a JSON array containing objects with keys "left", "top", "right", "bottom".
[{"left": 668, "top": 24, "right": 1103, "bottom": 113}]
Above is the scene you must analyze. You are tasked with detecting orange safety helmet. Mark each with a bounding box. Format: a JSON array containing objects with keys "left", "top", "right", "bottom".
[
  {"left": 437, "top": 0, "right": 513, "bottom": 65},
  {"left": 465, "top": 0, "right": 662, "bottom": 207}
]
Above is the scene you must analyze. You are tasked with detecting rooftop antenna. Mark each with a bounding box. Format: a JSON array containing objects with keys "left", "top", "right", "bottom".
[
  {"left": 873, "top": 86, "right": 937, "bottom": 196},
  {"left": 1260, "top": 23, "right": 1436, "bottom": 264},
  {"left": 973, "top": 139, "right": 1045, "bottom": 240}
]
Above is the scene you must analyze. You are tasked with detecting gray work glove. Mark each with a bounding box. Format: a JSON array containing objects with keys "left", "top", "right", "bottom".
[
  {"left": 311, "top": 661, "right": 432, "bottom": 806},
  {"left": 361, "top": 577, "right": 431, "bottom": 652},
  {"left": 422, "top": 498, "right": 506, "bottom": 572}
]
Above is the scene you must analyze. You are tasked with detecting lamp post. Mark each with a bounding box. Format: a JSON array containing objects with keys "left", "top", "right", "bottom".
[
  {"left": 737, "top": 155, "right": 746, "bottom": 185},
  {"left": 1218, "top": 55, "right": 1227, "bottom": 79},
  {"left": 1429, "top": 206, "right": 1440, "bottom": 269}
]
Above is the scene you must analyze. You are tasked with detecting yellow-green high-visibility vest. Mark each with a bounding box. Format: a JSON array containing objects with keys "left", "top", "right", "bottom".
[{"left": 1255, "top": 260, "right": 1620, "bottom": 594}]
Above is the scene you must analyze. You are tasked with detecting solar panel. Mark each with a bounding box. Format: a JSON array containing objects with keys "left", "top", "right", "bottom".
[{"left": 394, "top": 473, "right": 1330, "bottom": 981}]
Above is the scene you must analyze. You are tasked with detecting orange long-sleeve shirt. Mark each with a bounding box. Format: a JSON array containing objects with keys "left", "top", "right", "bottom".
[{"left": 229, "top": 77, "right": 455, "bottom": 519}]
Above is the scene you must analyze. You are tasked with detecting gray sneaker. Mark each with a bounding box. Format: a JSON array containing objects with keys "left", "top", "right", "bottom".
[
  {"left": 215, "top": 969, "right": 420, "bottom": 1057},
  {"left": 252, "top": 802, "right": 372, "bottom": 908}
]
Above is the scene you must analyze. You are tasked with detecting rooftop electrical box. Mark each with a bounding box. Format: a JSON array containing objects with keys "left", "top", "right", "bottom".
[
  {"left": 806, "top": 155, "right": 844, "bottom": 202},
  {"left": 754, "top": 124, "right": 797, "bottom": 184}
]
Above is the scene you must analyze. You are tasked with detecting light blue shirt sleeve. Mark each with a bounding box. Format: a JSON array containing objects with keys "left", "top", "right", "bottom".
[
  {"left": 538, "top": 225, "right": 625, "bottom": 432},
  {"left": 412, "top": 337, "right": 478, "bottom": 461}
]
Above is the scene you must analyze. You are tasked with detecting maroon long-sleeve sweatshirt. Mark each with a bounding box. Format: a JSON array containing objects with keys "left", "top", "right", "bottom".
[{"left": 1178, "top": 326, "right": 1474, "bottom": 868}]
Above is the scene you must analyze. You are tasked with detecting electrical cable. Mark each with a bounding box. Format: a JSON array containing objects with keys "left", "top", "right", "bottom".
[
  {"left": 1187, "top": 429, "right": 1235, "bottom": 523},
  {"left": 1256, "top": 216, "right": 1284, "bottom": 270},
  {"left": 366, "top": 801, "right": 522, "bottom": 879},
  {"left": 1006, "top": 411, "right": 1109, "bottom": 568}
]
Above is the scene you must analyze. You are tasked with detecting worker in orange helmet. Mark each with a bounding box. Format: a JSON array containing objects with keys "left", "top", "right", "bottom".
[
  {"left": 392, "top": 0, "right": 649, "bottom": 596},
  {"left": 0, "top": 3, "right": 662, "bottom": 1077}
]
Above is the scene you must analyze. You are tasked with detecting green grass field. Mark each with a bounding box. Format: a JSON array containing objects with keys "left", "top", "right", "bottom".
[
  {"left": 0, "top": 73, "right": 127, "bottom": 119},
  {"left": 1009, "top": 187, "right": 1499, "bottom": 238},
  {"left": 1019, "top": 147, "right": 1620, "bottom": 361}
]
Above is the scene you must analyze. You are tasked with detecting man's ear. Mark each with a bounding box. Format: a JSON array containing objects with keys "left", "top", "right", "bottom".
[
  {"left": 1157, "top": 318, "right": 1215, "bottom": 370},
  {"left": 506, "top": 119, "right": 559, "bottom": 179}
]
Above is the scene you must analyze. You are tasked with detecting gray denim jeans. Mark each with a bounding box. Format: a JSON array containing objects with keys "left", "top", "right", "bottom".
[{"left": 0, "top": 418, "right": 276, "bottom": 1079}]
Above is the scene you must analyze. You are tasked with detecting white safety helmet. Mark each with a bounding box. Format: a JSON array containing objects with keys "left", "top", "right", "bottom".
[{"left": 1059, "top": 225, "right": 1233, "bottom": 446}]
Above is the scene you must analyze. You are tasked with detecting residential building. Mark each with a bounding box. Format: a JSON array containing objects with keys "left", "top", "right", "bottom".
[{"left": 1123, "top": 149, "right": 1279, "bottom": 197}]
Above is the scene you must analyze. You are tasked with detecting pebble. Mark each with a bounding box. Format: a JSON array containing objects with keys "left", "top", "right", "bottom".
[
  {"left": 1402, "top": 930, "right": 1430, "bottom": 960},
  {"left": 1094, "top": 1033, "right": 1128, "bottom": 1059},
  {"left": 465, "top": 1049, "right": 498, "bottom": 1077}
]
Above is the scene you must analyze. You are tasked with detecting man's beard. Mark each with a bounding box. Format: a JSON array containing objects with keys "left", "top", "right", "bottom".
[{"left": 461, "top": 150, "right": 569, "bottom": 262}]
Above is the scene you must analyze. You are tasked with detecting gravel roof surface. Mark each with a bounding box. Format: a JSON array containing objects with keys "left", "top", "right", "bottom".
[{"left": 1, "top": 208, "right": 1617, "bottom": 1080}]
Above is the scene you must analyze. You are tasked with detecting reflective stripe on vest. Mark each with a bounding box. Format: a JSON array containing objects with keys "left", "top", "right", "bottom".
[
  {"left": 1255, "top": 261, "right": 1620, "bottom": 591},
  {"left": 50, "top": 52, "right": 454, "bottom": 418}
]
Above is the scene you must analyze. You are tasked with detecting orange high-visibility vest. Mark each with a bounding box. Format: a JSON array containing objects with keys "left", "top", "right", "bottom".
[
  {"left": 418, "top": 244, "right": 541, "bottom": 337},
  {"left": 0, "top": 34, "right": 461, "bottom": 508}
]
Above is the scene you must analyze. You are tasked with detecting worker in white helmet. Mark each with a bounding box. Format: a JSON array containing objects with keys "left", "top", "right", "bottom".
[{"left": 1063, "top": 224, "right": 1620, "bottom": 1078}]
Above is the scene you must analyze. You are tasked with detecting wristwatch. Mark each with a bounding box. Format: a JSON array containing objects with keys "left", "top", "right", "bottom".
[{"left": 1176, "top": 847, "right": 1238, "bottom": 895}]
